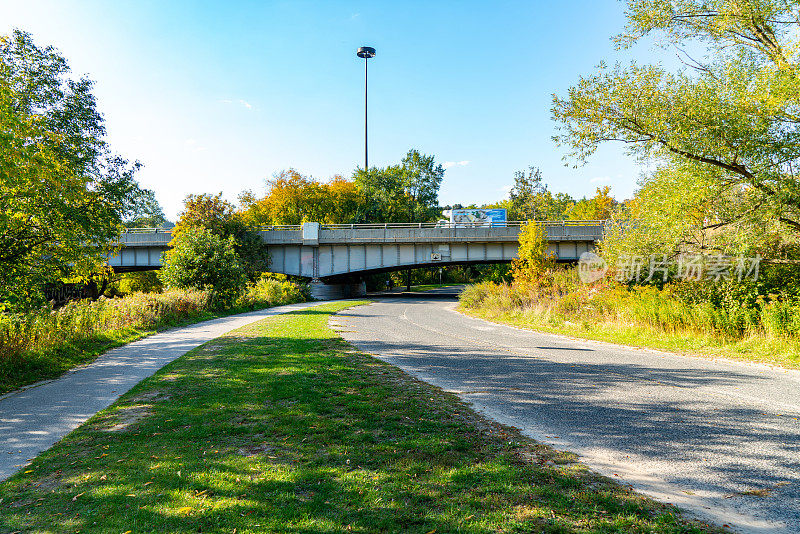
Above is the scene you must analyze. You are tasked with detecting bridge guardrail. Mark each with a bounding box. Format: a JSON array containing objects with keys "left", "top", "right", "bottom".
[
  {"left": 122, "top": 227, "right": 173, "bottom": 233},
  {"left": 252, "top": 220, "right": 606, "bottom": 231},
  {"left": 119, "top": 220, "right": 607, "bottom": 235}
]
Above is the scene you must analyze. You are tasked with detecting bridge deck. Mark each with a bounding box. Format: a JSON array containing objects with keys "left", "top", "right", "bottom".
[{"left": 111, "top": 221, "right": 604, "bottom": 274}]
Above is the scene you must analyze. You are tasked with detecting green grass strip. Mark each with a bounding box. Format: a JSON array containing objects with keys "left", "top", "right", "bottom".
[{"left": 0, "top": 301, "right": 720, "bottom": 533}]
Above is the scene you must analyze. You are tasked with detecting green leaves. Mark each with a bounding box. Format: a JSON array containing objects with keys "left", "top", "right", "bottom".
[
  {"left": 512, "top": 221, "right": 555, "bottom": 287},
  {"left": 353, "top": 149, "right": 445, "bottom": 223},
  {"left": 0, "top": 30, "right": 146, "bottom": 310},
  {"left": 241, "top": 149, "right": 445, "bottom": 226},
  {"left": 553, "top": 0, "right": 800, "bottom": 258},
  {"left": 173, "top": 193, "right": 269, "bottom": 281},
  {"left": 159, "top": 227, "right": 246, "bottom": 308}
]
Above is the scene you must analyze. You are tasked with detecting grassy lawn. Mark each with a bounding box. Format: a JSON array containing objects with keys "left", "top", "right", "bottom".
[
  {"left": 460, "top": 305, "right": 800, "bottom": 370},
  {"left": 1, "top": 301, "right": 720, "bottom": 533}
]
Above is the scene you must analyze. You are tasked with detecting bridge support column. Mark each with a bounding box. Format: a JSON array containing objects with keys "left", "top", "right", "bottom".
[{"left": 309, "top": 279, "right": 367, "bottom": 300}]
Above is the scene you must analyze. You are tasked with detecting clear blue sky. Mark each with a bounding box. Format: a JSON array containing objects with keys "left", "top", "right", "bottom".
[{"left": 1, "top": 0, "right": 660, "bottom": 220}]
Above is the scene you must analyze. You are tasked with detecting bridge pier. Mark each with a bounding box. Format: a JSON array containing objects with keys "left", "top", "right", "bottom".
[{"left": 309, "top": 279, "right": 367, "bottom": 300}]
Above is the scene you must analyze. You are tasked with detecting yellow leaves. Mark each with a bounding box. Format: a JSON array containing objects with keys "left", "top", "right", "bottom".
[
  {"left": 177, "top": 506, "right": 193, "bottom": 514},
  {"left": 243, "top": 170, "right": 363, "bottom": 226},
  {"left": 512, "top": 221, "right": 555, "bottom": 287}
]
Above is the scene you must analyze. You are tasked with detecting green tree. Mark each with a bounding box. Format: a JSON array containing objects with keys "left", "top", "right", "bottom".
[
  {"left": 174, "top": 193, "right": 269, "bottom": 280},
  {"left": 353, "top": 165, "right": 412, "bottom": 222},
  {"left": 509, "top": 167, "right": 547, "bottom": 220},
  {"left": 552, "top": 0, "right": 800, "bottom": 253},
  {"left": 124, "top": 189, "right": 168, "bottom": 228},
  {"left": 508, "top": 166, "right": 576, "bottom": 220},
  {"left": 353, "top": 149, "right": 445, "bottom": 222},
  {"left": 0, "top": 30, "right": 142, "bottom": 310},
  {"left": 159, "top": 226, "right": 246, "bottom": 307},
  {"left": 400, "top": 149, "right": 445, "bottom": 220}
]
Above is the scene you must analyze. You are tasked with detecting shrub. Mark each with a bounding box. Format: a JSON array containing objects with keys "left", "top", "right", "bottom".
[
  {"left": 511, "top": 221, "right": 555, "bottom": 288},
  {"left": 459, "top": 282, "right": 495, "bottom": 309},
  {"left": 159, "top": 227, "right": 247, "bottom": 307},
  {"left": 237, "top": 276, "right": 310, "bottom": 308},
  {"left": 0, "top": 275, "right": 310, "bottom": 394},
  {"left": 116, "top": 271, "right": 163, "bottom": 295},
  {"left": 762, "top": 299, "right": 800, "bottom": 338},
  {"left": 0, "top": 289, "right": 212, "bottom": 393}
]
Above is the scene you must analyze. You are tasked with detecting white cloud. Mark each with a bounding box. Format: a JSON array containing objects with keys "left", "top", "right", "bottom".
[
  {"left": 443, "top": 160, "right": 470, "bottom": 169},
  {"left": 499, "top": 184, "right": 513, "bottom": 196},
  {"left": 218, "top": 98, "right": 254, "bottom": 110},
  {"left": 184, "top": 138, "right": 206, "bottom": 153},
  {"left": 590, "top": 175, "right": 610, "bottom": 183}
]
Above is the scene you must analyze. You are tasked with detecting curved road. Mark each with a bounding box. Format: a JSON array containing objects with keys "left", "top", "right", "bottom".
[{"left": 335, "top": 290, "right": 800, "bottom": 534}]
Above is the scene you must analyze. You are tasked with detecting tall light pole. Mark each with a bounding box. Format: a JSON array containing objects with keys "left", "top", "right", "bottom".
[{"left": 356, "top": 46, "right": 375, "bottom": 170}]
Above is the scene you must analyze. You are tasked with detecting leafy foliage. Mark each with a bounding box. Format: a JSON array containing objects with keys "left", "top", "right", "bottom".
[
  {"left": 123, "top": 189, "right": 169, "bottom": 228},
  {"left": 240, "top": 170, "right": 362, "bottom": 225},
  {"left": 460, "top": 268, "right": 800, "bottom": 365},
  {"left": 237, "top": 275, "right": 310, "bottom": 308},
  {"left": 353, "top": 148, "right": 445, "bottom": 222},
  {"left": 174, "top": 193, "right": 269, "bottom": 280},
  {"left": 242, "top": 149, "right": 446, "bottom": 225},
  {"left": 552, "top": 0, "right": 800, "bottom": 255},
  {"left": 159, "top": 227, "right": 247, "bottom": 307},
  {"left": 115, "top": 271, "right": 163, "bottom": 295},
  {"left": 511, "top": 221, "right": 556, "bottom": 287},
  {"left": 501, "top": 167, "right": 615, "bottom": 221},
  {"left": 566, "top": 186, "right": 616, "bottom": 220},
  {"left": 0, "top": 289, "right": 211, "bottom": 394},
  {"left": 0, "top": 30, "right": 144, "bottom": 310}
]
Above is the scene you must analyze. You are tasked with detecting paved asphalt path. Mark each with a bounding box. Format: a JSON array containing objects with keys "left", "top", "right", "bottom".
[
  {"left": 0, "top": 300, "right": 327, "bottom": 481},
  {"left": 335, "top": 290, "right": 800, "bottom": 534}
]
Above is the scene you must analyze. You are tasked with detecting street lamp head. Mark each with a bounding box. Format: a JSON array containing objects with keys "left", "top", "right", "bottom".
[{"left": 357, "top": 46, "right": 376, "bottom": 59}]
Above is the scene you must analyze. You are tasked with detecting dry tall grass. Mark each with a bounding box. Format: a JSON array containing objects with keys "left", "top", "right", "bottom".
[
  {"left": 460, "top": 269, "right": 800, "bottom": 341},
  {"left": 0, "top": 279, "right": 308, "bottom": 393}
]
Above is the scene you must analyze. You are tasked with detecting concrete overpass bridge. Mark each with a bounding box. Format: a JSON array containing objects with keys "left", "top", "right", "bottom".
[{"left": 112, "top": 221, "right": 604, "bottom": 298}]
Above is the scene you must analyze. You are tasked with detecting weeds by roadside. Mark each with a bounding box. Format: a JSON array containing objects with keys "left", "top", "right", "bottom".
[
  {"left": 0, "top": 278, "right": 307, "bottom": 394},
  {"left": 459, "top": 272, "right": 800, "bottom": 368}
]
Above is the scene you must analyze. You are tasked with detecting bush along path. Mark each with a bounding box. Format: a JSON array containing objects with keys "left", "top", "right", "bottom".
[{"left": 0, "top": 301, "right": 722, "bottom": 533}]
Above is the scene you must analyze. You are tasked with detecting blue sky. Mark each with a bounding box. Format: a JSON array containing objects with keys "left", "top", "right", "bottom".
[{"left": 1, "top": 0, "right": 660, "bottom": 220}]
